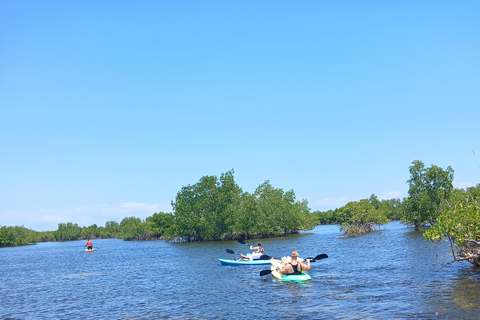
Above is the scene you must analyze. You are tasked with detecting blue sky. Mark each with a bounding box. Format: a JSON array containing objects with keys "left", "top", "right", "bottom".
[{"left": 1, "top": 1, "right": 479, "bottom": 231}]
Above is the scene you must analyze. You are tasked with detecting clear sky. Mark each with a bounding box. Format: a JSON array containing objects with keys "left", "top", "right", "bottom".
[{"left": 1, "top": 1, "right": 479, "bottom": 231}]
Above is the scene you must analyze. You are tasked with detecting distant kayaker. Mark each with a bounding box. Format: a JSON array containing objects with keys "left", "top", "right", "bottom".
[
  {"left": 279, "top": 251, "right": 310, "bottom": 275},
  {"left": 85, "top": 239, "right": 93, "bottom": 250},
  {"left": 237, "top": 242, "right": 265, "bottom": 261}
]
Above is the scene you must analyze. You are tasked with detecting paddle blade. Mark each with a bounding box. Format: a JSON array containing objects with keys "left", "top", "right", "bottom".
[
  {"left": 226, "top": 249, "right": 235, "bottom": 254},
  {"left": 259, "top": 269, "right": 272, "bottom": 276},
  {"left": 305, "top": 254, "right": 328, "bottom": 263},
  {"left": 237, "top": 239, "right": 248, "bottom": 246},
  {"left": 259, "top": 254, "right": 272, "bottom": 260},
  {"left": 315, "top": 254, "right": 328, "bottom": 260}
]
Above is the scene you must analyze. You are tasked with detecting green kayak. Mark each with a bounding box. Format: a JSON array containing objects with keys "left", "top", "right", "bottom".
[{"left": 270, "top": 259, "right": 311, "bottom": 282}]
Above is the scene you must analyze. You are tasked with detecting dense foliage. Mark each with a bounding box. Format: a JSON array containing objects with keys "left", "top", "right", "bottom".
[
  {"left": 0, "top": 226, "right": 39, "bottom": 247},
  {"left": 336, "top": 198, "right": 390, "bottom": 236},
  {"left": 313, "top": 194, "right": 401, "bottom": 228},
  {"left": 172, "top": 171, "right": 316, "bottom": 241},
  {"left": 424, "top": 185, "right": 480, "bottom": 267},
  {"left": 1, "top": 170, "right": 315, "bottom": 246},
  {"left": 402, "top": 160, "right": 454, "bottom": 230},
  {"left": 172, "top": 171, "right": 243, "bottom": 241}
]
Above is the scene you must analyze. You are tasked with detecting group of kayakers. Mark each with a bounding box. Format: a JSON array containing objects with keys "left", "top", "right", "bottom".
[
  {"left": 86, "top": 239, "right": 311, "bottom": 276},
  {"left": 237, "top": 242, "right": 311, "bottom": 276}
]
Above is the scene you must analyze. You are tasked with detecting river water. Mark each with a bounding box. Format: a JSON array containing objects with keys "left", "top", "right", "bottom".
[{"left": 1, "top": 221, "right": 479, "bottom": 319}]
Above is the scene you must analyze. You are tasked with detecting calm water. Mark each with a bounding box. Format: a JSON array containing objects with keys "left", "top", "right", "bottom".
[{"left": 1, "top": 221, "right": 479, "bottom": 319}]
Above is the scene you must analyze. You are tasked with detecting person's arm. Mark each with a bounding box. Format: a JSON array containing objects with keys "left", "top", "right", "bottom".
[{"left": 302, "top": 259, "right": 311, "bottom": 271}]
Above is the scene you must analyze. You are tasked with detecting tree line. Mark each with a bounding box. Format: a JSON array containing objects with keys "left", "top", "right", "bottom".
[
  {"left": 2, "top": 163, "right": 479, "bottom": 267},
  {"left": 313, "top": 160, "right": 479, "bottom": 267},
  {"left": 1, "top": 170, "right": 315, "bottom": 246}
]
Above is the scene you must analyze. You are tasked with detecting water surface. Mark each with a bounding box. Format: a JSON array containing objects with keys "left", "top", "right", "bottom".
[{"left": 1, "top": 221, "right": 479, "bottom": 319}]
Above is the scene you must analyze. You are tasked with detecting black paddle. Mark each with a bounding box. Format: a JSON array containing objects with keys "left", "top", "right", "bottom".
[
  {"left": 238, "top": 239, "right": 249, "bottom": 246},
  {"left": 260, "top": 269, "right": 272, "bottom": 276},
  {"left": 226, "top": 249, "right": 241, "bottom": 255},
  {"left": 305, "top": 254, "right": 328, "bottom": 262}
]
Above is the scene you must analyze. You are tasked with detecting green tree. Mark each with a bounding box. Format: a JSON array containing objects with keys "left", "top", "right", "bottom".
[
  {"left": 172, "top": 170, "right": 242, "bottom": 241},
  {"left": 233, "top": 181, "right": 315, "bottom": 238},
  {"left": 105, "top": 221, "right": 121, "bottom": 237},
  {"left": 146, "top": 212, "right": 177, "bottom": 239},
  {"left": 369, "top": 194, "right": 403, "bottom": 220},
  {"left": 402, "top": 160, "right": 454, "bottom": 231},
  {"left": 0, "top": 225, "right": 39, "bottom": 247},
  {"left": 337, "top": 199, "right": 390, "bottom": 236},
  {"left": 119, "top": 217, "right": 145, "bottom": 240},
  {"left": 381, "top": 198, "right": 403, "bottom": 220},
  {"left": 313, "top": 209, "right": 337, "bottom": 225},
  {"left": 54, "top": 222, "right": 83, "bottom": 241},
  {"left": 83, "top": 224, "right": 99, "bottom": 239},
  {"left": 37, "top": 231, "right": 55, "bottom": 242},
  {"left": 424, "top": 185, "right": 480, "bottom": 267},
  {"left": 172, "top": 170, "right": 314, "bottom": 241}
]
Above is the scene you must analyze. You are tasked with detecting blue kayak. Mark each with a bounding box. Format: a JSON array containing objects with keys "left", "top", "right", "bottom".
[{"left": 218, "top": 258, "right": 272, "bottom": 265}]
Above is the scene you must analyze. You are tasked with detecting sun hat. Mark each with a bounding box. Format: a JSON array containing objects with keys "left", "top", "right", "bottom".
[{"left": 292, "top": 251, "right": 299, "bottom": 257}]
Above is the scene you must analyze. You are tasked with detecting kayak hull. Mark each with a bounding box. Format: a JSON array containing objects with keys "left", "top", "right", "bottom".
[
  {"left": 272, "top": 271, "right": 311, "bottom": 281},
  {"left": 271, "top": 259, "right": 311, "bottom": 281},
  {"left": 85, "top": 249, "right": 96, "bottom": 252},
  {"left": 218, "top": 258, "right": 271, "bottom": 265}
]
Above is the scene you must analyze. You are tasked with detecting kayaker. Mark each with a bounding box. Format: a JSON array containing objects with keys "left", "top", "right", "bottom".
[
  {"left": 250, "top": 242, "right": 265, "bottom": 256},
  {"left": 279, "top": 251, "right": 310, "bottom": 275},
  {"left": 237, "top": 242, "right": 265, "bottom": 261},
  {"left": 85, "top": 239, "right": 93, "bottom": 250}
]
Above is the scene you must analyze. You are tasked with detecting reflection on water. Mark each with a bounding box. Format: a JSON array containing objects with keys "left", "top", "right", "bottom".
[{"left": 0, "top": 221, "right": 478, "bottom": 319}]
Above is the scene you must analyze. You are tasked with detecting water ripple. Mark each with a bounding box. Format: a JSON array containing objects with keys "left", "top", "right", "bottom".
[{"left": 1, "top": 222, "right": 479, "bottom": 319}]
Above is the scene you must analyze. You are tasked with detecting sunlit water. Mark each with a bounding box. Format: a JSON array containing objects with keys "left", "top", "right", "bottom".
[{"left": 1, "top": 221, "right": 479, "bottom": 319}]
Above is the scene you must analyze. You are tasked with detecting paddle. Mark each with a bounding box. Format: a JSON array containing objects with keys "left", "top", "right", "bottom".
[
  {"left": 226, "top": 249, "right": 241, "bottom": 255},
  {"left": 238, "top": 239, "right": 249, "bottom": 246},
  {"left": 305, "top": 254, "right": 328, "bottom": 262},
  {"left": 260, "top": 269, "right": 272, "bottom": 276}
]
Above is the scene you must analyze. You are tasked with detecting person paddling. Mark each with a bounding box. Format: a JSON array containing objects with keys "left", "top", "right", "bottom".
[
  {"left": 279, "top": 251, "right": 310, "bottom": 275},
  {"left": 237, "top": 242, "right": 265, "bottom": 261},
  {"left": 251, "top": 242, "right": 265, "bottom": 255},
  {"left": 85, "top": 239, "right": 93, "bottom": 250}
]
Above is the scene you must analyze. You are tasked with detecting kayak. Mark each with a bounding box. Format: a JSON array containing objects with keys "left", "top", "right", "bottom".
[
  {"left": 271, "top": 270, "right": 311, "bottom": 282},
  {"left": 85, "top": 249, "right": 96, "bottom": 252},
  {"left": 218, "top": 258, "right": 271, "bottom": 265},
  {"left": 270, "top": 259, "right": 311, "bottom": 282}
]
